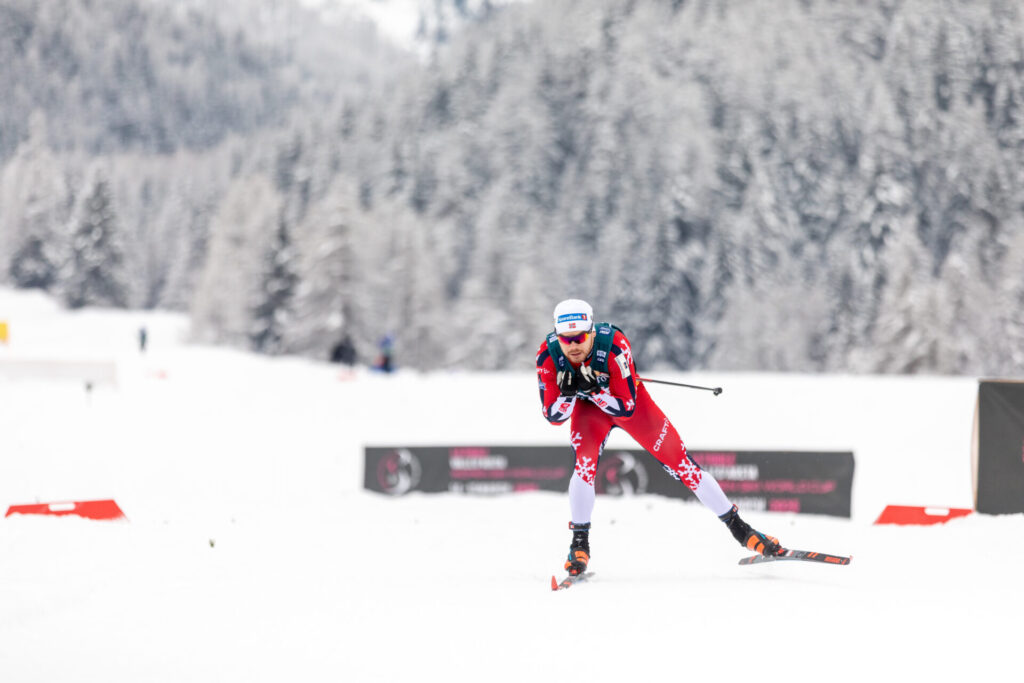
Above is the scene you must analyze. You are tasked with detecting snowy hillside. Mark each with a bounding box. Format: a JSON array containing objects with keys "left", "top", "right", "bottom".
[
  {"left": 0, "top": 287, "right": 1019, "bottom": 682},
  {"left": 9, "top": 1, "right": 1024, "bottom": 376}
]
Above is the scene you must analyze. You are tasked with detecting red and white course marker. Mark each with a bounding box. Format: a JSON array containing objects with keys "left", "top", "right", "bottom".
[
  {"left": 5, "top": 499, "right": 127, "bottom": 521},
  {"left": 873, "top": 504, "right": 972, "bottom": 526}
]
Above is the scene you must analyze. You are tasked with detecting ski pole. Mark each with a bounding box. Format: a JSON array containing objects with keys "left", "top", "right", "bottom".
[{"left": 637, "top": 376, "right": 723, "bottom": 396}]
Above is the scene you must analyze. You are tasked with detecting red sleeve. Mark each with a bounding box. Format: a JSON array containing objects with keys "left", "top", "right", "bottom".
[{"left": 536, "top": 340, "right": 576, "bottom": 424}]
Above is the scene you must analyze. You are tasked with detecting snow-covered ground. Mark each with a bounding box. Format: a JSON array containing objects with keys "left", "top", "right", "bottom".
[{"left": 0, "top": 287, "right": 1018, "bottom": 682}]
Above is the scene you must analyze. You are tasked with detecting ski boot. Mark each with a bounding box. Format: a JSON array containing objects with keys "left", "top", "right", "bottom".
[
  {"left": 564, "top": 521, "right": 591, "bottom": 575},
  {"left": 720, "top": 505, "right": 782, "bottom": 556}
]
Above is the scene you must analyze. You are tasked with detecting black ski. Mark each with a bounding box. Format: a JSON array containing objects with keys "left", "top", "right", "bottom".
[
  {"left": 739, "top": 548, "right": 851, "bottom": 566},
  {"left": 551, "top": 571, "right": 595, "bottom": 591}
]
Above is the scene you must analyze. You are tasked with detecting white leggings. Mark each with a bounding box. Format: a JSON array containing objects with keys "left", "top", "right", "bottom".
[{"left": 568, "top": 469, "right": 733, "bottom": 525}]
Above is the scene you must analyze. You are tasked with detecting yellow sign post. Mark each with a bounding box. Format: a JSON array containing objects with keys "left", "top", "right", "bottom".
[{"left": 0, "top": 321, "right": 8, "bottom": 344}]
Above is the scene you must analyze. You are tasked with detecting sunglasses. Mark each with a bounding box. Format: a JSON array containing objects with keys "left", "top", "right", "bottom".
[{"left": 558, "top": 330, "right": 591, "bottom": 344}]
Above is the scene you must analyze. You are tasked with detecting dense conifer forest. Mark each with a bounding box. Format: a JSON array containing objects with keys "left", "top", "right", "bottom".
[{"left": 3, "top": 0, "right": 1023, "bottom": 375}]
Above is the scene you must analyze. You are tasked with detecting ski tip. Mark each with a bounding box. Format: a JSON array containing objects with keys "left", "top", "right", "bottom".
[
  {"left": 551, "top": 575, "right": 558, "bottom": 591},
  {"left": 820, "top": 552, "right": 852, "bottom": 565},
  {"left": 738, "top": 549, "right": 852, "bottom": 566}
]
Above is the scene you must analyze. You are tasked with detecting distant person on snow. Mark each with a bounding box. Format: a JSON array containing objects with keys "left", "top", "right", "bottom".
[
  {"left": 374, "top": 334, "right": 394, "bottom": 373},
  {"left": 535, "top": 299, "right": 783, "bottom": 576},
  {"left": 330, "top": 335, "right": 357, "bottom": 366}
]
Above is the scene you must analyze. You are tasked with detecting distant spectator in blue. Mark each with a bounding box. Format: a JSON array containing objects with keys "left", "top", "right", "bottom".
[
  {"left": 374, "top": 334, "right": 395, "bottom": 373},
  {"left": 138, "top": 326, "right": 148, "bottom": 353}
]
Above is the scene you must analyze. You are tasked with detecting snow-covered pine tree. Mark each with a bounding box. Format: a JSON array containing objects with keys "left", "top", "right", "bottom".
[
  {"left": 284, "top": 177, "right": 361, "bottom": 361},
  {"left": 249, "top": 214, "right": 298, "bottom": 354},
  {"left": 1, "top": 113, "right": 70, "bottom": 290},
  {"left": 61, "top": 167, "right": 130, "bottom": 309},
  {"left": 7, "top": 168, "right": 66, "bottom": 291},
  {"left": 190, "top": 174, "right": 281, "bottom": 347}
]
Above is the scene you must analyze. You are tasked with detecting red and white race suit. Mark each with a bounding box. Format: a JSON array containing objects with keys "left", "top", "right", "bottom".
[{"left": 536, "top": 328, "right": 733, "bottom": 524}]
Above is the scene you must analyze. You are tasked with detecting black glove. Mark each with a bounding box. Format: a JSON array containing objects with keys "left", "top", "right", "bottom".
[
  {"left": 576, "top": 365, "right": 600, "bottom": 394},
  {"left": 557, "top": 369, "right": 578, "bottom": 396}
]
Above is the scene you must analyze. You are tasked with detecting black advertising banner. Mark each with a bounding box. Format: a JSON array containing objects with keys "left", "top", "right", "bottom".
[
  {"left": 364, "top": 446, "right": 855, "bottom": 517},
  {"left": 975, "top": 381, "right": 1024, "bottom": 514},
  {"left": 634, "top": 450, "right": 854, "bottom": 517},
  {"left": 365, "top": 446, "right": 573, "bottom": 496}
]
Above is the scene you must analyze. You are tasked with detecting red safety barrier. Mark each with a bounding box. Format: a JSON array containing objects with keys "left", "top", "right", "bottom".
[
  {"left": 5, "top": 499, "right": 127, "bottom": 521},
  {"left": 874, "top": 505, "right": 973, "bottom": 526}
]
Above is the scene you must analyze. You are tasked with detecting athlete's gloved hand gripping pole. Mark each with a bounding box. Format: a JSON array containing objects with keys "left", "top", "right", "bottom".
[
  {"left": 557, "top": 366, "right": 602, "bottom": 397},
  {"left": 556, "top": 369, "right": 577, "bottom": 396},
  {"left": 576, "top": 365, "right": 601, "bottom": 394}
]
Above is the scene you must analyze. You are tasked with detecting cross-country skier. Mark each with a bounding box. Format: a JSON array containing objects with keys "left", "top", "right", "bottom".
[{"left": 536, "top": 298, "right": 783, "bottom": 576}]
